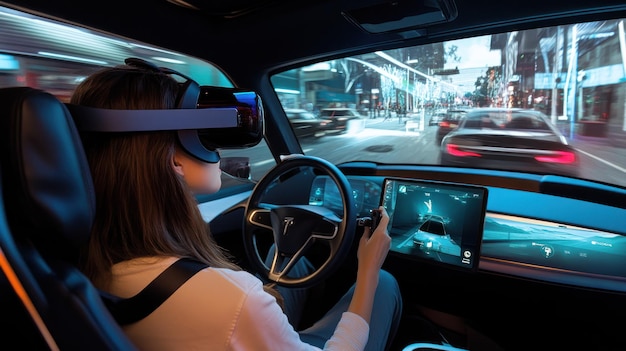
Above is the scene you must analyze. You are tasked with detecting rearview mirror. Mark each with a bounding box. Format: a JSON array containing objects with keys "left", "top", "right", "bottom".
[{"left": 341, "top": 0, "right": 458, "bottom": 34}]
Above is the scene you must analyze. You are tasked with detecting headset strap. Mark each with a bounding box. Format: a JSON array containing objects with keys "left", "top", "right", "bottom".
[{"left": 100, "top": 258, "right": 209, "bottom": 325}]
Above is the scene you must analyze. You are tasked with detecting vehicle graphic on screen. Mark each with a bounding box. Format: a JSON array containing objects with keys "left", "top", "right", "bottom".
[{"left": 412, "top": 214, "right": 462, "bottom": 256}]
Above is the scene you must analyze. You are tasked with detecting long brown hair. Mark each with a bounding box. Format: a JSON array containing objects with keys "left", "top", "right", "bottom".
[{"left": 71, "top": 65, "right": 240, "bottom": 289}]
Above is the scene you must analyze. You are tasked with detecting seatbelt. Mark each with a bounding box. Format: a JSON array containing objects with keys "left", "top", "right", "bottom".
[{"left": 100, "top": 257, "right": 209, "bottom": 325}]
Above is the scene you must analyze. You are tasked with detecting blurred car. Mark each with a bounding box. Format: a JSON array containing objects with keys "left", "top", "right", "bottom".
[
  {"left": 429, "top": 111, "right": 447, "bottom": 126},
  {"left": 439, "top": 108, "right": 580, "bottom": 177},
  {"left": 319, "top": 107, "right": 364, "bottom": 134},
  {"left": 284, "top": 108, "right": 329, "bottom": 138},
  {"left": 435, "top": 108, "right": 469, "bottom": 143},
  {"left": 412, "top": 215, "right": 461, "bottom": 256}
]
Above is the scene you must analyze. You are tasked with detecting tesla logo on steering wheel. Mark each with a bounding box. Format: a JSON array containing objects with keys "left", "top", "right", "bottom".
[{"left": 283, "top": 217, "right": 295, "bottom": 235}]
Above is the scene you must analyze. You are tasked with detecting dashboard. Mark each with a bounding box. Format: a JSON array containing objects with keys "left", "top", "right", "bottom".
[
  {"left": 380, "top": 178, "right": 487, "bottom": 271},
  {"left": 308, "top": 175, "right": 382, "bottom": 218},
  {"left": 307, "top": 171, "right": 626, "bottom": 292},
  {"left": 203, "top": 161, "right": 626, "bottom": 349}
]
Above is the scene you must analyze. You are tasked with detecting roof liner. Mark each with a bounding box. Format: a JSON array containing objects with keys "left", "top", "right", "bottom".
[{"left": 1, "top": 0, "right": 626, "bottom": 83}]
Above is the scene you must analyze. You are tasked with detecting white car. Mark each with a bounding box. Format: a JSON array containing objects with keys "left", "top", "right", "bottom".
[{"left": 412, "top": 215, "right": 461, "bottom": 256}]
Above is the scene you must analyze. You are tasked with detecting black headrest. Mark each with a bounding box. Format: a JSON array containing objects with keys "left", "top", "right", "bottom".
[{"left": 0, "top": 87, "right": 95, "bottom": 260}]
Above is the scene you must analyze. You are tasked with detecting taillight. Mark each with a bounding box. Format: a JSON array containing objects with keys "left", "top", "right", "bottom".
[
  {"left": 535, "top": 151, "right": 577, "bottom": 164},
  {"left": 446, "top": 144, "right": 480, "bottom": 157},
  {"left": 439, "top": 121, "right": 450, "bottom": 128}
]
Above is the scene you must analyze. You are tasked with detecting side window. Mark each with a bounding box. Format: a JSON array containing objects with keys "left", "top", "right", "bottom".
[
  {"left": 0, "top": 5, "right": 274, "bottom": 193},
  {"left": 0, "top": 6, "right": 233, "bottom": 97}
]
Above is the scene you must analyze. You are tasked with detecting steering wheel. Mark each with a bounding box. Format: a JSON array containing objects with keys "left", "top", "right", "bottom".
[{"left": 243, "top": 155, "right": 356, "bottom": 288}]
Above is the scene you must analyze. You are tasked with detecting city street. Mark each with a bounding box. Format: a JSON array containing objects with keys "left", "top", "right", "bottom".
[{"left": 224, "top": 111, "right": 626, "bottom": 189}]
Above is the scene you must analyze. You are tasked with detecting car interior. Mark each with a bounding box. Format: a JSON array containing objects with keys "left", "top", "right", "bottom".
[{"left": 1, "top": 0, "right": 626, "bottom": 350}]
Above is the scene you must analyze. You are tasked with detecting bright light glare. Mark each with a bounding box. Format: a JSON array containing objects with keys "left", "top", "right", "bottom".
[
  {"left": 535, "top": 151, "right": 577, "bottom": 164},
  {"left": 446, "top": 144, "right": 481, "bottom": 157},
  {"left": 151, "top": 57, "right": 186, "bottom": 64},
  {"left": 37, "top": 52, "right": 107, "bottom": 65}
]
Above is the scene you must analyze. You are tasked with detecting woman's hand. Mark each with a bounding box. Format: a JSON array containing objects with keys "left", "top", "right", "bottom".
[
  {"left": 348, "top": 206, "right": 392, "bottom": 323},
  {"left": 357, "top": 206, "right": 391, "bottom": 275}
]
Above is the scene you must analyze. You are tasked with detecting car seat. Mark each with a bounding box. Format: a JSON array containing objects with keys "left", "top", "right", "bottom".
[{"left": 0, "top": 87, "right": 137, "bottom": 350}]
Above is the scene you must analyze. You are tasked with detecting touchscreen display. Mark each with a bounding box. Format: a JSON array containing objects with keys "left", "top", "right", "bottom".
[{"left": 381, "top": 178, "right": 487, "bottom": 271}]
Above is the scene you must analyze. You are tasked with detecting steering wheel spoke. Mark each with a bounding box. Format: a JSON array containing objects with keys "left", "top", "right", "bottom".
[
  {"left": 243, "top": 156, "right": 356, "bottom": 288},
  {"left": 267, "top": 250, "right": 301, "bottom": 282},
  {"left": 247, "top": 206, "right": 273, "bottom": 230}
]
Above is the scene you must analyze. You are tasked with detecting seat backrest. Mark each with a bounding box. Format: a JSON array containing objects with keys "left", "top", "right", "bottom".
[{"left": 0, "top": 87, "right": 137, "bottom": 350}]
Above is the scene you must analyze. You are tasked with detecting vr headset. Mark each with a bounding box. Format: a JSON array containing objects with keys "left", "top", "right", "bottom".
[{"left": 68, "top": 57, "right": 264, "bottom": 164}]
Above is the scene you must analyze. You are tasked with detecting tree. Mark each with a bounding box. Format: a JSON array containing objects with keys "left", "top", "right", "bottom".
[
  {"left": 337, "top": 59, "right": 366, "bottom": 93},
  {"left": 472, "top": 66, "right": 502, "bottom": 106},
  {"left": 445, "top": 45, "right": 461, "bottom": 65}
]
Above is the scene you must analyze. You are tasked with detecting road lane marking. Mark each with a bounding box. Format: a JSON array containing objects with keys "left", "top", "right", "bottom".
[{"left": 576, "top": 148, "right": 626, "bottom": 173}]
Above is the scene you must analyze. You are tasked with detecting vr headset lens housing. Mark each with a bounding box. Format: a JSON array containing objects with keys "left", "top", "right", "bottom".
[{"left": 196, "top": 86, "right": 264, "bottom": 149}]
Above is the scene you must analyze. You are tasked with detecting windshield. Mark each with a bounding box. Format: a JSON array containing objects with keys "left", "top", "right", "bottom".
[
  {"left": 271, "top": 19, "right": 626, "bottom": 189},
  {"left": 2, "top": 5, "right": 625, "bottom": 191}
]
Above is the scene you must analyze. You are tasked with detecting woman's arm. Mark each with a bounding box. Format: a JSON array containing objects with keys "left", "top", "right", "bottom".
[
  {"left": 347, "top": 206, "right": 391, "bottom": 324},
  {"left": 234, "top": 271, "right": 370, "bottom": 351}
]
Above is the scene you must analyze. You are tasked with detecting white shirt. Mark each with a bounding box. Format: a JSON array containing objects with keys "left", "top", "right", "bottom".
[{"left": 108, "top": 256, "right": 369, "bottom": 350}]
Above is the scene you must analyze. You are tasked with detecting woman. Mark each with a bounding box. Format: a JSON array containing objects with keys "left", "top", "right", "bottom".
[{"left": 73, "top": 61, "right": 402, "bottom": 351}]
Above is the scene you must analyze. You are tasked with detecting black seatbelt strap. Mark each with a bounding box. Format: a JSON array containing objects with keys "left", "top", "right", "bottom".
[{"left": 100, "top": 257, "right": 209, "bottom": 325}]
